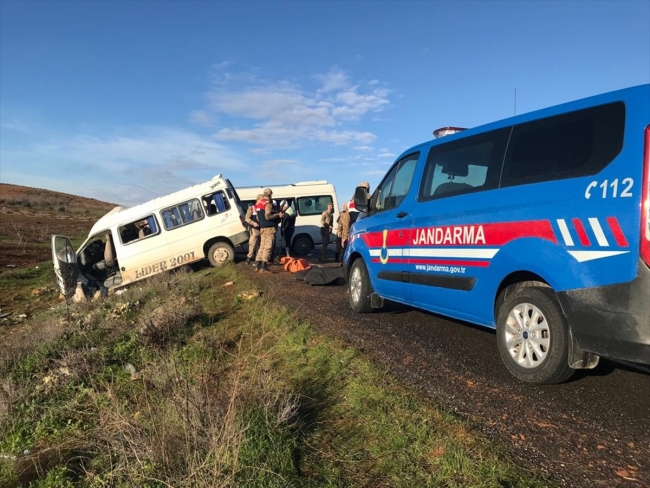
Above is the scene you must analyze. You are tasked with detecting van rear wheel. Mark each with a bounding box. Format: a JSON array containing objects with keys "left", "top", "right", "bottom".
[
  {"left": 349, "top": 258, "right": 373, "bottom": 313},
  {"left": 207, "top": 242, "right": 234, "bottom": 267},
  {"left": 496, "top": 286, "right": 574, "bottom": 384}
]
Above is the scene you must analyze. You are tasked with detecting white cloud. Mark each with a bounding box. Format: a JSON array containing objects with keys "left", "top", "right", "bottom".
[
  {"left": 202, "top": 67, "right": 390, "bottom": 150},
  {"left": 2, "top": 127, "right": 248, "bottom": 205},
  {"left": 189, "top": 110, "right": 216, "bottom": 126}
]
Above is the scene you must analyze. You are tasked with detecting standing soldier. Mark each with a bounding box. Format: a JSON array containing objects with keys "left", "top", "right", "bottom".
[
  {"left": 244, "top": 194, "right": 263, "bottom": 265},
  {"left": 334, "top": 203, "right": 351, "bottom": 263},
  {"left": 319, "top": 202, "right": 334, "bottom": 262},
  {"left": 254, "top": 188, "right": 283, "bottom": 273},
  {"left": 337, "top": 203, "right": 351, "bottom": 266}
]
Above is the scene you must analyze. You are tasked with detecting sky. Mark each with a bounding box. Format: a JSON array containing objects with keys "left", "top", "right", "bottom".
[{"left": 1, "top": 0, "right": 649, "bottom": 207}]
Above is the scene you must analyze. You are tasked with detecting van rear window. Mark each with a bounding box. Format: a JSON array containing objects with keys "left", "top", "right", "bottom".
[
  {"left": 297, "top": 195, "right": 333, "bottom": 216},
  {"left": 501, "top": 102, "right": 625, "bottom": 186}
]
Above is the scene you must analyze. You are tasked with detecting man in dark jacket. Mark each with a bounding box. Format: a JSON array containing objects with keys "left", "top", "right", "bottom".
[{"left": 279, "top": 199, "right": 296, "bottom": 257}]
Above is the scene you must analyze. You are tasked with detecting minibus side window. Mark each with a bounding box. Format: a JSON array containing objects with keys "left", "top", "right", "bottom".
[
  {"left": 119, "top": 215, "right": 160, "bottom": 244},
  {"left": 501, "top": 102, "right": 625, "bottom": 187},
  {"left": 201, "top": 191, "right": 231, "bottom": 216},
  {"left": 419, "top": 128, "right": 509, "bottom": 201},
  {"left": 297, "top": 195, "right": 332, "bottom": 216},
  {"left": 372, "top": 153, "right": 419, "bottom": 211},
  {"left": 161, "top": 199, "right": 204, "bottom": 230}
]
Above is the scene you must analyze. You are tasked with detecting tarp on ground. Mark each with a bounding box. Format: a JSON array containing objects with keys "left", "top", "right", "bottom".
[{"left": 295, "top": 265, "right": 346, "bottom": 286}]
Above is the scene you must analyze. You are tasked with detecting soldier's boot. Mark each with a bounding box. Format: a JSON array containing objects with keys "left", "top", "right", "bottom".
[
  {"left": 254, "top": 261, "right": 262, "bottom": 272},
  {"left": 245, "top": 257, "right": 252, "bottom": 265},
  {"left": 258, "top": 262, "right": 271, "bottom": 274}
]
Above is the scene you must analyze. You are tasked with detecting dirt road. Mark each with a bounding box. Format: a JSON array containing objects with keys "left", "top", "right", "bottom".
[{"left": 239, "top": 256, "right": 650, "bottom": 488}]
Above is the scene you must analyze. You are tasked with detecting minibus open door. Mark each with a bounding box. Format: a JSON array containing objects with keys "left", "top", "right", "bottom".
[{"left": 51, "top": 235, "right": 79, "bottom": 298}]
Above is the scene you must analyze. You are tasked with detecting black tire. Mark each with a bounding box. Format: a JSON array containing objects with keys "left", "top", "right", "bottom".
[
  {"left": 496, "top": 286, "right": 574, "bottom": 384},
  {"left": 292, "top": 235, "right": 312, "bottom": 256},
  {"left": 348, "top": 258, "right": 373, "bottom": 313},
  {"left": 207, "top": 242, "right": 235, "bottom": 267}
]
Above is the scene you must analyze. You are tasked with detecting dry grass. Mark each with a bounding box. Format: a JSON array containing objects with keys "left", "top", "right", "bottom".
[{"left": 0, "top": 264, "right": 552, "bottom": 488}]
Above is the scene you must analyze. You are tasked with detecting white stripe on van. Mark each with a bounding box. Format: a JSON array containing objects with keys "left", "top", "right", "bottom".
[
  {"left": 556, "top": 219, "right": 574, "bottom": 246},
  {"left": 588, "top": 218, "right": 609, "bottom": 247},
  {"left": 369, "top": 249, "right": 404, "bottom": 257},
  {"left": 567, "top": 250, "right": 628, "bottom": 262},
  {"left": 403, "top": 248, "right": 500, "bottom": 259}
]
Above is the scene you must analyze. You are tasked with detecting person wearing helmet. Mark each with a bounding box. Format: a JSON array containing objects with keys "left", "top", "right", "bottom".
[{"left": 280, "top": 199, "right": 296, "bottom": 258}]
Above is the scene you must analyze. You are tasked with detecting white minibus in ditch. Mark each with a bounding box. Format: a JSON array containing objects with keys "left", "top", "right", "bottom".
[
  {"left": 52, "top": 174, "right": 249, "bottom": 297},
  {"left": 237, "top": 180, "right": 340, "bottom": 255}
]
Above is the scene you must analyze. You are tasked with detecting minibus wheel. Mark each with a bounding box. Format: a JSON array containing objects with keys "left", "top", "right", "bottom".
[
  {"left": 496, "top": 286, "right": 574, "bottom": 384},
  {"left": 292, "top": 235, "right": 312, "bottom": 256},
  {"left": 349, "top": 258, "right": 373, "bottom": 313},
  {"left": 207, "top": 242, "right": 235, "bottom": 267}
]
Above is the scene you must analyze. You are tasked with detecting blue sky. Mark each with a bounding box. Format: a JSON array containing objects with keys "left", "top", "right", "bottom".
[{"left": 1, "top": 0, "right": 649, "bottom": 207}]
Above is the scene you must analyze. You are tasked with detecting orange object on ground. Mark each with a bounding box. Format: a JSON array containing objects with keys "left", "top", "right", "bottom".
[{"left": 280, "top": 256, "right": 312, "bottom": 272}]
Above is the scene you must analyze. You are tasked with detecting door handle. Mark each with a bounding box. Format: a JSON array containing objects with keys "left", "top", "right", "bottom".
[{"left": 396, "top": 212, "right": 408, "bottom": 218}]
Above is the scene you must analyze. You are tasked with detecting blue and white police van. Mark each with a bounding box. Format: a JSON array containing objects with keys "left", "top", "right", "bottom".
[{"left": 345, "top": 84, "right": 650, "bottom": 384}]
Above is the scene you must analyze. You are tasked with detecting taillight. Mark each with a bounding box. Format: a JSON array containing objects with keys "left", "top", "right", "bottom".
[{"left": 641, "top": 125, "right": 650, "bottom": 266}]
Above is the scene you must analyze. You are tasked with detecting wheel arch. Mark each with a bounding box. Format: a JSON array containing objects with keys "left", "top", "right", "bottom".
[
  {"left": 493, "top": 271, "right": 551, "bottom": 321},
  {"left": 203, "top": 236, "right": 234, "bottom": 258}
]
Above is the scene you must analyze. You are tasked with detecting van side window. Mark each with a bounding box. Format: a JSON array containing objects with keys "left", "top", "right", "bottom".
[
  {"left": 119, "top": 215, "right": 160, "bottom": 244},
  {"left": 161, "top": 199, "right": 204, "bottom": 230},
  {"left": 297, "top": 196, "right": 332, "bottom": 216},
  {"left": 372, "top": 153, "right": 419, "bottom": 211},
  {"left": 419, "top": 128, "right": 510, "bottom": 201},
  {"left": 202, "top": 191, "right": 231, "bottom": 216},
  {"left": 501, "top": 102, "right": 625, "bottom": 186}
]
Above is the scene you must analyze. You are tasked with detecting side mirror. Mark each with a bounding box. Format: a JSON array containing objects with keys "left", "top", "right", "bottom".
[{"left": 353, "top": 186, "right": 369, "bottom": 213}]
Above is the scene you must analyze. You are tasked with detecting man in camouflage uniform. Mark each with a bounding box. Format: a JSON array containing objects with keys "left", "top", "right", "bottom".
[
  {"left": 244, "top": 194, "right": 263, "bottom": 265},
  {"left": 334, "top": 203, "right": 351, "bottom": 263},
  {"left": 254, "top": 188, "right": 283, "bottom": 273},
  {"left": 319, "top": 202, "right": 334, "bottom": 262}
]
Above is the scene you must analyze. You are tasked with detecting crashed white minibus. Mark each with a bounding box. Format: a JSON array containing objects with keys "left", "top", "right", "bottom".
[
  {"left": 237, "top": 180, "right": 340, "bottom": 255},
  {"left": 51, "top": 175, "right": 248, "bottom": 297}
]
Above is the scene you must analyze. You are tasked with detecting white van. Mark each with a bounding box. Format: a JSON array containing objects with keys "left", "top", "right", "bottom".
[
  {"left": 236, "top": 180, "right": 340, "bottom": 255},
  {"left": 52, "top": 175, "right": 249, "bottom": 297}
]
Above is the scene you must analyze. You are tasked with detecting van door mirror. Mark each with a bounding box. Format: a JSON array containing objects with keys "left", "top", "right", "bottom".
[{"left": 353, "top": 186, "right": 369, "bottom": 213}]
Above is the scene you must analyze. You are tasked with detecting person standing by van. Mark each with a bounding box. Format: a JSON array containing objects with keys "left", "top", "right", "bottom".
[
  {"left": 244, "top": 194, "right": 263, "bottom": 265},
  {"left": 254, "top": 188, "right": 283, "bottom": 273},
  {"left": 280, "top": 199, "right": 296, "bottom": 257},
  {"left": 334, "top": 203, "right": 351, "bottom": 263},
  {"left": 319, "top": 202, "right": 334, "bottom": 262}
]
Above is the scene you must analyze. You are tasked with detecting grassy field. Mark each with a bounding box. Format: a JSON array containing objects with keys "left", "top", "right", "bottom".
[{"left": 0, "top": 263, "right": 554, "bottom": 487}]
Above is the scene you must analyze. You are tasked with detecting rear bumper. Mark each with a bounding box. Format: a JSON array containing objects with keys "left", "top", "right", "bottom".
[
  {"left": 231, "top": 230, "right": 249, "bottom": 248},
  {"left": 558, "top": 259, "right": 650, "bottom": 365}
]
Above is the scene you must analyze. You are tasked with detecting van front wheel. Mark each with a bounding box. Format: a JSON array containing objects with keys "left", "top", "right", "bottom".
[
  {"left": 207, "top": 242, "right": 235, "bottom": 267},
  {"left": 496, "top": 286, "right": 574, "bottom": 384},
  {"left": 349, "top": 258, "right": 373, "bottom": 313}
]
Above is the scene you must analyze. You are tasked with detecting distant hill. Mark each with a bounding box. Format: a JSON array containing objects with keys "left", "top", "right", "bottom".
[
  {"left": 0, "top": 183, "right": 117, "bottom": 217},
  {"left": 0, "top": 183, "right": 117, "bottom": 268}
]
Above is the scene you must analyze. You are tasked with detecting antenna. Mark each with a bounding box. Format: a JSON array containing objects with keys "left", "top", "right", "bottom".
[{"left": 514, "top": 87, "right": 517, "bottom": 115}]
